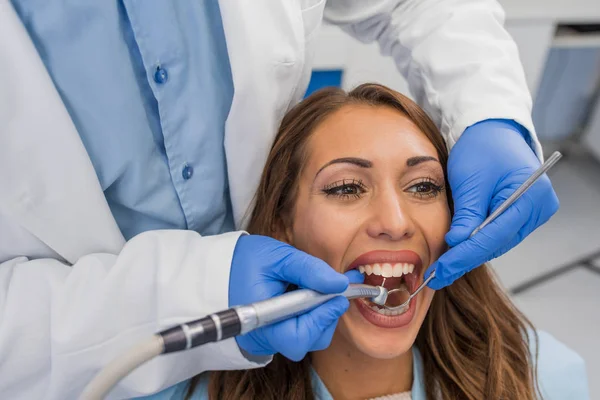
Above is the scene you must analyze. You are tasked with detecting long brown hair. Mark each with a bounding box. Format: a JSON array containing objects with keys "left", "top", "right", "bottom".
[{"left": 188, "top": 84, "right": 539, "bottom": 400}]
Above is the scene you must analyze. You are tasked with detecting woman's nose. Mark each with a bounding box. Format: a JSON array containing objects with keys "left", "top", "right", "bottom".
[{"left": 365, "top": 191, "right": 415, "bottom": 241}]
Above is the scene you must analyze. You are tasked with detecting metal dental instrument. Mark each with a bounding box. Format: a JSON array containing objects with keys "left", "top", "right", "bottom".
[
  {"left": 82, "top": 283, "right": 388, "bottom": 399},
  {"left": 382, "top": 151, "right": 563, "bottom": 313}
]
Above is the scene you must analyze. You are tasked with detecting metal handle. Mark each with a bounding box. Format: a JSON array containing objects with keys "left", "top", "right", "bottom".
[{"left": 249, "top": 284, "right": 383, "bottom": 329}]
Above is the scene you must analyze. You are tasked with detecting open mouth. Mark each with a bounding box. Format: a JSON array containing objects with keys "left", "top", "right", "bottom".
[
  {"left": 347, "top": 250, "right": 423, "bottom": 326},
  {"left": 358, "top": 263, "right": 421, "bottom": 316}
]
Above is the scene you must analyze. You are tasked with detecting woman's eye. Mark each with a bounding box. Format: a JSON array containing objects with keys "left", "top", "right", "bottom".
[
  {"left": 407, "top": 180, "right": 443, "bottom": 198},
  {"left": 322, "top": 179, "right": 366, "bottom": 199}
]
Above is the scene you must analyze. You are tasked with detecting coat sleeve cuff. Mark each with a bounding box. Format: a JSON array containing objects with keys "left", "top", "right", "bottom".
[
  {"left": 446, "top": 105, "right": 544, "bottom": 162},
  {"left": 199, "top": 231, "right": 271, "bottom": 368}
]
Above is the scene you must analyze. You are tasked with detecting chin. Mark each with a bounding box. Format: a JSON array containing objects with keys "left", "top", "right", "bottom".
[
  {"left": 337, "top": 290, "right": 435, "bottom": 359},
  {"left": 352, "top": 332, "right": 415, "bottom": 360}
]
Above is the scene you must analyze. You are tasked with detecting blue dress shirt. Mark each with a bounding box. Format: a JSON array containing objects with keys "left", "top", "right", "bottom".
[{"left": 12, "top": 0, "right": 235, "bottom": 239}]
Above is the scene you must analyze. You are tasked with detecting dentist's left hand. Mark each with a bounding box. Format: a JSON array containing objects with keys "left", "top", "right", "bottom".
[{"left": 229, "top": 235, "right": 362, "bottom": 361}]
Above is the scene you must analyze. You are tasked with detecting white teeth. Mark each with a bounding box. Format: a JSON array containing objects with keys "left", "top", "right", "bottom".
[
  {"left": 358, "top": 263, "right": 415, "bottom": 277},
  {"left": 372, "top": 263, "right": 382, "bottom": 275},
  {"left": 362, "top": 300, "right": 407, "bottom": 316},
  {"left": 375, "top": 306, "right": 406, "bottom": 316},
  {"left": 381, "top": 263, "right": 393, "bottom": 278}
]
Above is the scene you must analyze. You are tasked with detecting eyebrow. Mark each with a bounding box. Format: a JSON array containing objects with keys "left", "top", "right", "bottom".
[
  {"left": 316, "top": 155, "right": 440, "bottom": 177},
  {"left": 316, "top": 157, "right": 372, "bottom": 177},
  {"left": 406, "top": 156, "right": 439, "bottom": 167}
]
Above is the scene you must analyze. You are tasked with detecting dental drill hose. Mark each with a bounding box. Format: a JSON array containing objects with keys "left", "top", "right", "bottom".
[{"left": 81, "top": 284, "right": 387, "bottom": 399}]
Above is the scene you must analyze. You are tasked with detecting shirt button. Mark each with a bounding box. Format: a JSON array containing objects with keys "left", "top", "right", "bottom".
[
  {"left": 154, "top": 66, "right": 168, "bottom": 84},
  {"left": 182, "top": 164, "right": 194, "bottom": 180}
]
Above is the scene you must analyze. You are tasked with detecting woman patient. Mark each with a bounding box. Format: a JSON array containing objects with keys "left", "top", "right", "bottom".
[{"left": 146, "top": 84, "right": 588, "bottom": 399}]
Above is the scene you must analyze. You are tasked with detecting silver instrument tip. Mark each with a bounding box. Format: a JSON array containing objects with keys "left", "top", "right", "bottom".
[{"left": 370, "top": 286, "right": 388, "bottom": 306}]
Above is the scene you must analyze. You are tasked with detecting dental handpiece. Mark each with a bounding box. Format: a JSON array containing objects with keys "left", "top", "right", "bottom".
[
  {"left": 81, "top": 284, "right": 388, "bottom": 399},
  {"left": 80, "top": 284, "right": 388, "bottom": 400},
  {"left": 158, "top": 284, "right": 388, "bottom": 353}
]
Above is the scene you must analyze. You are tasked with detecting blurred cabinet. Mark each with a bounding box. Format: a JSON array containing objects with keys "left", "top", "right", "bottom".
[{"left": 583, "top": 94, "right": 600, "bottom": 161}]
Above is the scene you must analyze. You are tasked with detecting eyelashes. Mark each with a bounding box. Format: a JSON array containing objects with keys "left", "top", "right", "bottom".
[
  {"left": 321, "top": 177, "right": 445, "bottom": 200},
  {"left": 322, "top": 179, "right": 366, "bottom": 199},
  {"left": 405, "top": 177, "right": 445, "bottom": 199}
]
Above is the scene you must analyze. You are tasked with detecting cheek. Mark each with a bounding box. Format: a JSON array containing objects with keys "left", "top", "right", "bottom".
[
  {"left": 420, "top": 203, "right": 451, "bottom": 261},
  {"left": 292, "top": 199, "right": 357, "bottom": 272}
]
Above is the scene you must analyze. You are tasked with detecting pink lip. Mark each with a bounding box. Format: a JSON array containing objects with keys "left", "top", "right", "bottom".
[
  {"left": 347, "top": 250, "right": 423, "bottom": 272},
  {"left": 347, "top": 250, "right": 424, "bottom": 329},
  {"left": 354, "top": 295, "right": 418, "bottom": 328}
]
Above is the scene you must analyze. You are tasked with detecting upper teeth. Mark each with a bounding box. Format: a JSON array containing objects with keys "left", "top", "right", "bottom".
[{"left": 358, "top": 263, "right": 414, "bottom": 277}]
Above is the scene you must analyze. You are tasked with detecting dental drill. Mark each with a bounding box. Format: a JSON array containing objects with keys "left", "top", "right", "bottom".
[{"left": 81, "top": 284, "right": 388, "bottom": 399}]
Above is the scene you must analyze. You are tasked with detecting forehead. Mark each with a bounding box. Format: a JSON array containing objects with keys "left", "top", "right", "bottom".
[{"left": 307, "top": 104, "right": 439, "bottom": 164}]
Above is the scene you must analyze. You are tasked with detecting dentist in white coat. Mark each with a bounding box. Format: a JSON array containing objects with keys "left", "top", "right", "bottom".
[{"left": 0, "top": 0, "right": 559, "bottom": 399}]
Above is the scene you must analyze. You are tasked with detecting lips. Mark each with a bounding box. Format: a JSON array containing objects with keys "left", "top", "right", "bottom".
[{"left": 347, "top": 250, "right": 424, "bottom": 328}]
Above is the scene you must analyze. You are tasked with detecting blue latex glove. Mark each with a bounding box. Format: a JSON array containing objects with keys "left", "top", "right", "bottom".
[
  {"left": 427, "top": 119, "right": 559, "bottom": 290},
  {"left": 230, "top": 235, "right": 363, "bottom": 361}
]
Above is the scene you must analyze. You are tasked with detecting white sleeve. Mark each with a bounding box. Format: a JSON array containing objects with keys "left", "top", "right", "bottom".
[
  {"left": 0, "top": 230, "right": 266, "bottom": 400},
  {"left": 324, "top": 0, "right": 542, "bottom": 158}
]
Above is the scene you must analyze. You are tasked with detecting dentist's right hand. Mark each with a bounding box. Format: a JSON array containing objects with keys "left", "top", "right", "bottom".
[{"left": 230, "top": 235, "right": 358, "bottom": 361}]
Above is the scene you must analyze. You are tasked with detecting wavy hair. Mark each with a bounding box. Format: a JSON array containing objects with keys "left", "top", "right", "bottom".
[{"left": 188, "top": 84, "right": 539, "bottom": 400}]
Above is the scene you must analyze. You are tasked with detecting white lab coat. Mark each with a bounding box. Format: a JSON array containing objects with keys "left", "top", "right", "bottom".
[{"left": 0, "top": 0, "right": 542, "bottom": 398}]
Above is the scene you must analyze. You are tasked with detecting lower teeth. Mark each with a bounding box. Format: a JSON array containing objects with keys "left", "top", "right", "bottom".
[{"left": 370, "top": 304, "right": 406, "bottom": 316}]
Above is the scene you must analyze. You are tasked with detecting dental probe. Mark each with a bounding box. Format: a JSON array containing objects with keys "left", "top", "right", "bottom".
[
  {"left": 383, "top": 151, "right": 563, "bottom": 313},
  {"left": 81, "top": 284, "right": 388, "bottom": 400}
]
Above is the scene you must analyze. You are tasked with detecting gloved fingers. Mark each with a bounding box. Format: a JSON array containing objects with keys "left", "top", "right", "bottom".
[
  {"left": 235, "top": 329, "right": 276, "bottom": 357},
  {"left": 516, "top": 176, "right": 559, "bottom": 230},
  {"left": 483, "top": 195, "right": 534, "bottom": 246},
  {"left": 445, "top": 189, "right": 489, "bottom": 247},
  {"left": 488, "top": 170, "right": 534, "bottom": 213},
  {"left": 493, "top": 203, "right": 555, "bottom": 259},
  {"left": 491, "top": 171, "right": 559, "bottom": 227},
  {"left": 309, "top": 318, "right": 339, "bottom": 352},
  {"left": 345, "top": 269, "right": 365, "bottom": 284},
  {"left": 279, "top": 296, "right": 349, "bottom": 361},
  {"left": 493, "top": 229, "right": 526, "bottom": 261},
  {"left": 277, "top": 251, "right": 348, "bottom": 294},
  {"left": 441, "top": 220, "right": 507, "bottom": 277}
]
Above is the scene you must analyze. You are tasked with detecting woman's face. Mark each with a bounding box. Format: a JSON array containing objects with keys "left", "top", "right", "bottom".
[{"left": 288, "top": 104, "right": 451, "bottom": 359}]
